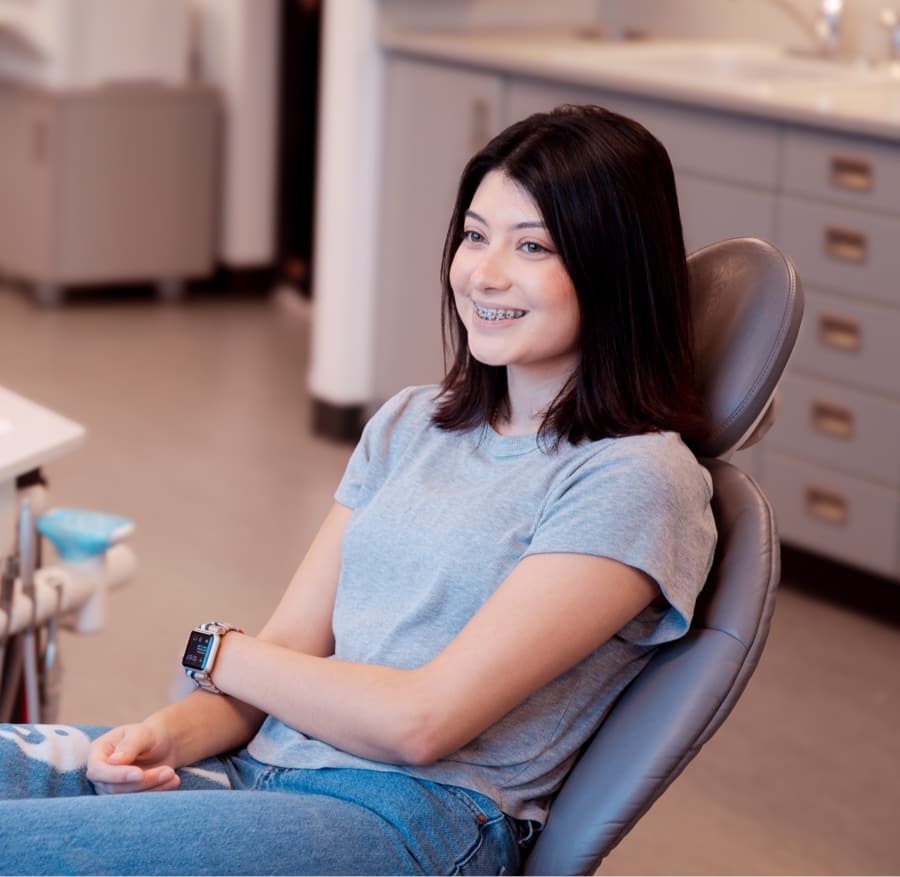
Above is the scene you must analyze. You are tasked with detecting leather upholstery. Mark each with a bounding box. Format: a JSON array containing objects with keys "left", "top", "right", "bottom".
[
  {"left": 687, "top": 238, "right": 802, "bottom": 459},
  {"left": 522, "top": 238, "right": 804, "bottom": 875}
]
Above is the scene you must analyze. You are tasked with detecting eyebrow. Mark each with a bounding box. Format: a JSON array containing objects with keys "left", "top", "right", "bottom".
[{"left": 464, "top": 209, "right": 546, "bottom": 230}]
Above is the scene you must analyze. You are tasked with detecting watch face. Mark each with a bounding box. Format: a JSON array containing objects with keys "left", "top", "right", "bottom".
[{"left": 182, "top": 631, "right": 214, "bottom": 670}]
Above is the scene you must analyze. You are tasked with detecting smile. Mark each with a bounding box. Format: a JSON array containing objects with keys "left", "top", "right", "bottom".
[{"left": 473, "top": 302, "right": 527, "bottom": 321}]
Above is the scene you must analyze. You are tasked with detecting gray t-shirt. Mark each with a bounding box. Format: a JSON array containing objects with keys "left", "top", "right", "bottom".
[{"left": 249, "top": 385, "right": 716, "bottom": 823}]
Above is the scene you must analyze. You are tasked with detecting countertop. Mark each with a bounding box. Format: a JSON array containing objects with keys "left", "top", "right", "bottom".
[
  {"left": 381, "top": 30, "right": 900, "bottom": 142},
  {"left": 0, "top": 385, "right": 84, "bottom": 484}
]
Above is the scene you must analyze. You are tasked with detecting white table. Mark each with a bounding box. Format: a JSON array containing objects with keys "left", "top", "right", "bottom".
[{"left": 0, "top": 386, "right": 85, "bottom": 553}]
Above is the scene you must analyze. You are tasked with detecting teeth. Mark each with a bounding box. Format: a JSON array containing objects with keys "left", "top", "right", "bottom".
[{"left": 473, "top": 303, "right": 526, "bottom": 321}]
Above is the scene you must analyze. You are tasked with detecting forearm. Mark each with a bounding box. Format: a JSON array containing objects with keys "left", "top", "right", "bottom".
[
  {"left": 212, "top": 633, "right": 434, "bottom": 765},
  {"left": 145, "top": 689, "right": 266, "bottom": 768}
]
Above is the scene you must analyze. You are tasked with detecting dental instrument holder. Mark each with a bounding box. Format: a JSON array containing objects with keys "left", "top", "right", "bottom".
[
  {"left": 36, "top": 509, "right": 135, "bottom": 633},
  {"left": 18, "top": 499, "right": 42, "bottom": 722}
]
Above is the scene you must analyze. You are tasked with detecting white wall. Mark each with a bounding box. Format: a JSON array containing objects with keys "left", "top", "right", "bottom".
[
  {"left": 308, "top": 0, "right": 383, "bottom": 408},
  {"left": 191, "top": 0, "right": 281, "bottom": 268}
]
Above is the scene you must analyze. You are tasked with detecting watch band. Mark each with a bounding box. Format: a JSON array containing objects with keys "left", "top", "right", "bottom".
[{"left": 183, "top": 621, "right": 243, "bottom": 694}]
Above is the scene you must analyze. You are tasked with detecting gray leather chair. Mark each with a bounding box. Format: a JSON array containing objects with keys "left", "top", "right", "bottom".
[{"left": 522, "top": 237, "right": 804, "bottom": 875}]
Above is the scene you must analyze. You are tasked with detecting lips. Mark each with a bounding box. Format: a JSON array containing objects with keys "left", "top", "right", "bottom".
[{"left": 473, "top": 301, "right": 527, "bottom": 321}]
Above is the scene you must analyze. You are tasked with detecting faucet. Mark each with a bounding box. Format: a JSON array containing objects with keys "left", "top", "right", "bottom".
[
  {"left": 814, "top": 0, "right": 844, "bottom": 59},
  {"left": 881, "top": 8, "right": 900, "bottom": 67},
  {"left": 763, "top": 0, "right": 844, "bottom": 59}
]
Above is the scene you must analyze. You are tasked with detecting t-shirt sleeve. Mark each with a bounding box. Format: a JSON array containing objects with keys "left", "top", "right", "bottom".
[
  {"left": 524, "top": 434, "right": 716, "bottom": 647},
  {"left": 334, "top": 386, "right": 426, "bottom": 510}
]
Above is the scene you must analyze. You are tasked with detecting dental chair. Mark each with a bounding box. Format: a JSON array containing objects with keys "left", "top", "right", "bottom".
[{"left": 522, "top": 237, "right": 804, "bottom": 875}]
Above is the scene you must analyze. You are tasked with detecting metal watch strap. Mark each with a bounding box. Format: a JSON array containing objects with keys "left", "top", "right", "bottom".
[{"left": 186, "top": 621, "right": 243, "bottom": 694}]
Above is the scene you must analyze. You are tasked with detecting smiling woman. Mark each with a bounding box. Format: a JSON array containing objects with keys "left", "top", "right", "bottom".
[{"left": 0, "top": 105, "right": 716, "bottom": 877}]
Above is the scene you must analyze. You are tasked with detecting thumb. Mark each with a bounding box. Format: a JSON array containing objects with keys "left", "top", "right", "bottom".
[{"left": 106, "top": 726, "right": 150, "bottom": 765}]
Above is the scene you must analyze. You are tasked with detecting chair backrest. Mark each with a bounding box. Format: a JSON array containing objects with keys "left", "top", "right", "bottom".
[{"left": 523, "top": 238, "right": 804, "bottom": 875}]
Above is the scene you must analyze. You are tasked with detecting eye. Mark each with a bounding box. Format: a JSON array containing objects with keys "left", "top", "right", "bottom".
[
  {"left": 521, "top": 240, "right": 551, "bottom": 255},
  {"left": 463, "top": 229, "right": 485, "bottom": 244}
]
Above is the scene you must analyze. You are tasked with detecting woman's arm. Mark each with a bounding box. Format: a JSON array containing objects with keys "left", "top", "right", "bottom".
[
  {"left": 212, "top": 547, "right": 659, "bottom": 766},
  {"left": 87, "top": 503, "right": 350, "bottom": 792}
]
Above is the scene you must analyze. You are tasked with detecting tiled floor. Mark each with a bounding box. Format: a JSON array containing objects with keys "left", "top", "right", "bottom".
[{"left": 1, "top": 282, "right": 898, "bottom": 874}]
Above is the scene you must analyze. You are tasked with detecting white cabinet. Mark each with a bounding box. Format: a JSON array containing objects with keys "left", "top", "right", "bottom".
[
  {"left": 373, "top": 56, "right": 505, "bottom": 399},
  {"left": 0, "top": 81, "right": 220, "bottom": 303},
  {"left": 764, "top": 128, "right": 900, "bottom": 578}
]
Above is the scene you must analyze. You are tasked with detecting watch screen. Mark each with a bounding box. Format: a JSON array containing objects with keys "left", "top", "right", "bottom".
[{"left": 182, "top": 631, "right": 214, "bottom": 670}]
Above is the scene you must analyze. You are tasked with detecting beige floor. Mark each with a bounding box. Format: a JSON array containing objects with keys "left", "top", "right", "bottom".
[{"left": 1, "top": 282, "right": 898, "bottom": 875}]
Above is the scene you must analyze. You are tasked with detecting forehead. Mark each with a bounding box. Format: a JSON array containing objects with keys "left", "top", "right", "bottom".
[{"left": 468, "top": 170, "right": 542, "bottom": 221}]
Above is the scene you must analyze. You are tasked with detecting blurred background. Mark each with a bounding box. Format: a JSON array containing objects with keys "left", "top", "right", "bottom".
[{"left": 0, "top": 0, "right": 898, "bottom": 873}]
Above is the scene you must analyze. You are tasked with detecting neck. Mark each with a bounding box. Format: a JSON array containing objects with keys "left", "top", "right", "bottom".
[{"left": 495, "top": 363, "right": 575, "bottom": 436}]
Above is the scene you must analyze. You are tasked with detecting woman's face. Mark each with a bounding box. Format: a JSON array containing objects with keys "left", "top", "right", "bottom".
[{"left": 450, "top": 170, "right": 581, "bottom": 384}]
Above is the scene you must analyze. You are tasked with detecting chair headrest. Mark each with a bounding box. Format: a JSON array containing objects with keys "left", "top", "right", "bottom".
[{"left": 686, "top": 237, "right": 804, "bottom": 459}]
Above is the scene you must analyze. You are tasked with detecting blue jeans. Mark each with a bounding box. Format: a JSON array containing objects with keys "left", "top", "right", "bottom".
[{"left": 0, "top": 724, "right": 523, "bottom": 875}]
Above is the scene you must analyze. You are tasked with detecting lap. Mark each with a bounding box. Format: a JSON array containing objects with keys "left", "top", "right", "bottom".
[{"left": 0, "top": 726, "right": 519, "bottom": 875}]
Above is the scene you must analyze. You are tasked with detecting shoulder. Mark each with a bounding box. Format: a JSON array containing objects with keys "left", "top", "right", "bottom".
[
  {"left": 562, "top": 431, "right": 712, "bottom": 499},
  {"left": 363, "top": 385, "right": 441, "bottom": 440},
  {"left": 369, "top": 384, "right": 440, "bottom": 423},
  {"left": 353, "top": 384, "right": 449, "bottom": 469}
]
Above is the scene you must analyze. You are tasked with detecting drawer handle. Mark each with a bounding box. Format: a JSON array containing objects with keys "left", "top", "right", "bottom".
[
  {"left": 470, "top": 99, "right": 491, "bottom": 153},
  {"left": 805, "top": 486, "right": 848, "bottom": 526},
  {"left": 818, "top": 313, "right": 861, "bottom": 352},
  {"left": 811, "top": 400, "right": 854, "bottom": 439},
  {"left": 824, "top": 226, "right": 867, "bottom": 264},
  {"left": 829, "top": 154, "right": 873, "bottom": 192}
]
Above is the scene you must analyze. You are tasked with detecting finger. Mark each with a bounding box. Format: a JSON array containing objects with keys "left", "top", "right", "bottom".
[{"left": 92, "top": 766, "right": 180, "bottom": 795}]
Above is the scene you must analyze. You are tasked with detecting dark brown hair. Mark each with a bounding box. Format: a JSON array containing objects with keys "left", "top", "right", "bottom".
[{"left": 432, "top": 104, "right": 704, "bottom": 447}]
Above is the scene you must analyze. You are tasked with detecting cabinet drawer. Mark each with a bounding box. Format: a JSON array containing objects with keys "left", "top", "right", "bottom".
[
  {"left": 791, "top": 287, "right": 900, "bottom": 396},
  {"left": 678, "top": 174, "right": 776, "bottom": 252},
  {"left": 761, "top": 451, "right": 899, "bottom": 578},
  {"left": 767, "top": 373, "right": 900, "bottom": 485},
  {"left": 782, "top": 127, "right": 900, "bottom": 215},
  {"left": 505, "top": 78, "right": 780, "bottom": 188},
  {"left": 776, "top": 196, "right": 900, "bottom": 308}
]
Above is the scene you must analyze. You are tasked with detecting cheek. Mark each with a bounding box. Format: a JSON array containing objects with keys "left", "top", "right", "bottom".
[{"left": 448, "top": 251, "right": 467, "bottom": 297}]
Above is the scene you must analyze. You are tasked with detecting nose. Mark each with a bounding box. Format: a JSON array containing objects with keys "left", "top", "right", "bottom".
[{"left": 470, "top": 244, "right": 511, "bottom": 293}]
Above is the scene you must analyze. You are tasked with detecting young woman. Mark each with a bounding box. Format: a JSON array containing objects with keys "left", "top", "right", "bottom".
[{"left": 0, "top": 105, "right": 715, "bottom": 875}]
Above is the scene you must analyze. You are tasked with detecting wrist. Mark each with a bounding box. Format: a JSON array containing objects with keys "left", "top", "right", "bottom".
[{"left": 181, "top": 621, "right": 244, "bottom": 694}]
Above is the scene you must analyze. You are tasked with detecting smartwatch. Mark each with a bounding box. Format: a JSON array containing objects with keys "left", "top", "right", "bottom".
[{"left": 181, "top": 621, "right": 243, "bottom": 694}]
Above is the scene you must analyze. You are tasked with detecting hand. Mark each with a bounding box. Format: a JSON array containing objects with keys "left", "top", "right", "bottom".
[{"left": 87, "top": 722, "right": 181, "bottom": 794}]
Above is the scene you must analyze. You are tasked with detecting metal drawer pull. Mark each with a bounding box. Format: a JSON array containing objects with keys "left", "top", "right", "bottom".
[
  {"left": 818, "top": 313, "right": 861, "bottom": 352},
  {"left": 811, "top": 400, "right": 854, "bottom": 439},
  {"left": 829, "top": 154, "right": 873, "bottom": 192},
  {"left": 805, "top": 486, "right": 848, "bottom": 526},
  {"left": 824, "top": 226, "right": 867, "bottom": 263}
]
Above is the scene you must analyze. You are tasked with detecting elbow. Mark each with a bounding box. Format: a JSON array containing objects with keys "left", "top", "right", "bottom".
[
  {"left": 389, "top": 701, "right": 453, "bottom": 767},
  {"left": 394, "top": 727, "right": 445, "bottom": 767}
]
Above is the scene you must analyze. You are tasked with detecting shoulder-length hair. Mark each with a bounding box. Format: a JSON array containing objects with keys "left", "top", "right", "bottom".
[{"left": 432, "top": 104, "right": 704, "bottom": 447}]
